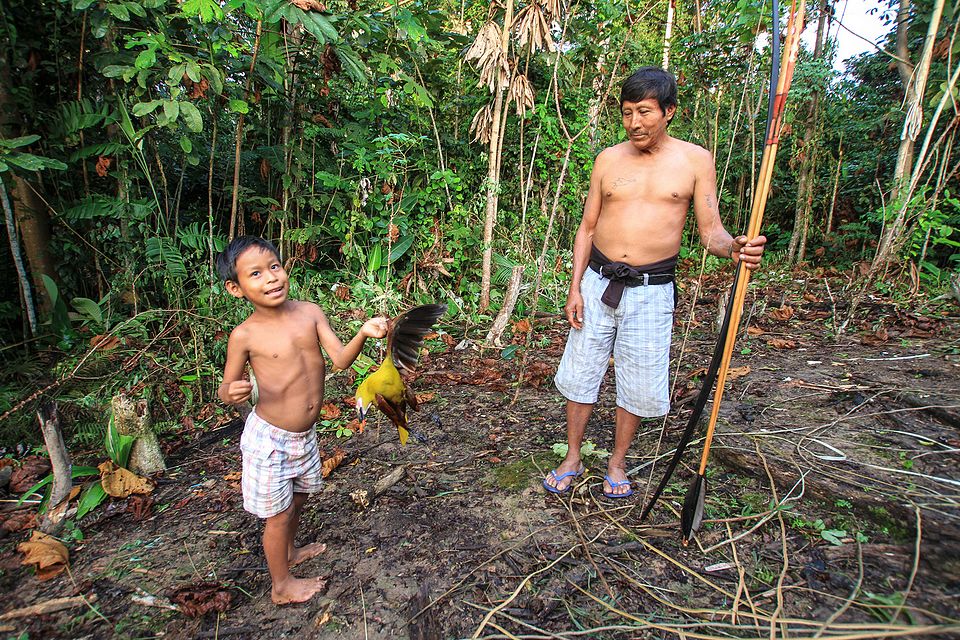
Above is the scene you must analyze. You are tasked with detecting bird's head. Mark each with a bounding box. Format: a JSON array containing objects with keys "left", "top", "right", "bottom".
[{"left": 355, "top": 380, "right": 374, "bottom": 428}]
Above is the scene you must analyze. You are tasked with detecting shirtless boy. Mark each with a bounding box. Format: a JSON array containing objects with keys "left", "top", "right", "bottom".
[
  {"left": 544, "top": 67, "right": 767, "bottom": 498},
  {"left": 217, "top": 236, "right": 387, "bottom": 604}
]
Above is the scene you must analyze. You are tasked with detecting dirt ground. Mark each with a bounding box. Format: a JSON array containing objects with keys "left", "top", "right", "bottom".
[{"left": 2, "top": 270, "right": 959, "bottom": 639}]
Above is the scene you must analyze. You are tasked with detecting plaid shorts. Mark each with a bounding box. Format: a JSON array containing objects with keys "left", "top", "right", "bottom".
[
  {"left": 555, "top": 268, "right": 674, "bottom": 417},
  {"left": 240, "top": 410, "right": 323, "bottom": 518}
]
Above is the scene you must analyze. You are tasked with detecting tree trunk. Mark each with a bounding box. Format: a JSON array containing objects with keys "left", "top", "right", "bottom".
[
  {"left": 787, "top": 0, "right": 829, "bottom": 265},
  {"left": 890, "top": 0, "right": 915, "bottom": 202},
  {"left": 874, "top": 0, "right": 945, "bottom": 272},
  {"left": 0, "top": 178, "right": 37, "bottom": 335},
  {"left": 479, "top": 0, "right": 514, "bottom": 312},
  {"left": 38, "top": 402, "right": 71, "bottom": 535},
  {"left": 662, "top": 0, "right": 677, "bottom": 70},
  {"left": 10, "top": 175, "right": 56, "bottom": 308},
  {"left": 111, "top": 393, "right": 166, "bottom": 475}
]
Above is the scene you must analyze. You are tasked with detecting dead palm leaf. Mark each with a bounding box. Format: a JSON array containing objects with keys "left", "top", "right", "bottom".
[
  {"left": 465, "top": 20, "right": 509, "bottom": 92},
  {"left": 509, "top": 73, "right": 535, "bottom": 116},
  {"left": 513, "top": 3, "right": 555, "bottom": 53},
  {"left": 470, "top": 104, "right": 494, "bottom": 144}
]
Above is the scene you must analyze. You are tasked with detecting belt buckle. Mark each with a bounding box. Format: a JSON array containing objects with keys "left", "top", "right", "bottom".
[{"left": 642, "top": 273, "right": 649, "bottom": 286}]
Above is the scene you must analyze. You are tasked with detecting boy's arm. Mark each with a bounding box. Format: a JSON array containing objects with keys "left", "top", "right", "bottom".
[
  {"left": 315, "top": 307, "right": 388, "bottom": 371},
  {"left": 218, "top": 327, "right": 253, "bottom": 405}
]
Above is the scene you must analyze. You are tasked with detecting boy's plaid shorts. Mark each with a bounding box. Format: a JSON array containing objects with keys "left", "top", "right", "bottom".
[{"left": 240, "top": 410, "right": 323, "bottom": 518}]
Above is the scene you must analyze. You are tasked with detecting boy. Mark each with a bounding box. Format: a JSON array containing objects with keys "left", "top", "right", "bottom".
[{"left": 216, "top": 236, "right": 387, "bottom": 604}]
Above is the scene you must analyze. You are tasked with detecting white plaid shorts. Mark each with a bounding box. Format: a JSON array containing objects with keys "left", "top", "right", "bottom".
[
  {"left": 555, "top": 267, "right": 674, "bottom": 417},
  {"left": 240, "top": 410, "right": 323, "bottom": 518}
]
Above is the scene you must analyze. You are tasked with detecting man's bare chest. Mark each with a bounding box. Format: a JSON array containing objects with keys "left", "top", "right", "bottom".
[{"left": 602, "top": 162, "right": 695, "bottom": 205}]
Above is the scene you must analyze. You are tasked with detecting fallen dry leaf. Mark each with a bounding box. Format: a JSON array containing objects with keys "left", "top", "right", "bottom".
[
  {"left": 90, "top": 334, "right": 120, "bottom": 350},
  {"left": 770, "top": 306, "right": 794, "bottom": 322},
  {"left": 320, "top": 447, "right": 347, "bottom": 478},
  {"left": 1, "top": 510, "right": 37, "bottom": 533},
  {"left": 860, "top": 328, "right": 889, "bottom": 346},
  {"left": 223, "top": 471, "right": 242, "bottom": 482},
  {"left": 18, "top": 531, "right": 68, "bottom": 581},
  {"left": 319, "top": 402, "right": 341, "bottom": 420},
  {"left": 767, "top": 338, "right": 797, "bottom": 349},
  {"left": 415, "top": 392, "right": 435, "bottom": 404},
  {"left": 512, "top": 319, "right": 531, "bottom": 334},
  {"left": 388, "top": 223, "right": 400, "bottom": 242},
  {"left": 803, "top": 293, "right": 819, "bottom": 302},
  {"left": 99, "top": 461, "right": 155, "bottom": 498},
  {"left": 169, "top": 582, "right": 233, "bottom": 617},
  {"left": 9, "top": 456, "right": 51, "bottom": 494},
  {"left": 747, "top": 326, "right": 765, "bottom": 336},
  {"left": 726, "top": 366, "right": 751, "bottom": 380}
]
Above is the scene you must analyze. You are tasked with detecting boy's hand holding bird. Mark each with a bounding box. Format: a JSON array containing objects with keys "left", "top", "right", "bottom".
[
  {"left": 361, "top": 316, "right": 389, "bottom": 340},
  {"left": 355, "top": 304, "right": 446, "bottom": 445}
]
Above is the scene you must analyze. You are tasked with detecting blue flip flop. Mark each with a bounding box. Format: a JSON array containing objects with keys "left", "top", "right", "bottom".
[
  {"left": 603, "top": 475, "right": 634, "bottom": 499},
  {"left": 543, "top": 467, "right": 584, "bottom": 494}
]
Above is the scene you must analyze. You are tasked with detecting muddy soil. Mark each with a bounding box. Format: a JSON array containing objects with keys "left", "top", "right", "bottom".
[{"left": 2, "top": 272, "right": 959, "bottom": 639}]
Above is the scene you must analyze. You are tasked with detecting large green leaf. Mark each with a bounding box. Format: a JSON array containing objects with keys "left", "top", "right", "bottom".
[
  {"left": 76, "top": 482, "right": 108, "bottom": 519},
  {"left": 179, "top": 101, "right": 203, "bottom": 133},
  {"left": 388, "top": 235, "right": 414, "bottom": 264},
  {"left": 16, "top": 466, "right": 101, "bottom": 507},
  {"left": 105, "top": 414, "right": 136, "bottom": 467}
]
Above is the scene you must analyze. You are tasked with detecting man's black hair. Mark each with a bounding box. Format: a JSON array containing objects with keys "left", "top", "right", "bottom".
[
  {"left": 620, "top": 66, "right": 678, "bottom": 116},
  {"left": 216, "top": 236, "right": 281, "bottom": 283}
]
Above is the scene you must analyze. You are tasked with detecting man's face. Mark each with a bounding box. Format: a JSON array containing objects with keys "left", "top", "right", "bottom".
[
  {"left": 225, "top": 246, "right": 289, "bottom": 307},
  {"left": 621, "top": 98, "right": 675, "bottom": 151}
]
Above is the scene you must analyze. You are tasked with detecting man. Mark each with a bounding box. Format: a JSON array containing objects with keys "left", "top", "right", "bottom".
[{"left": 543, "top": 67, "right": 766, "bottom": 498}]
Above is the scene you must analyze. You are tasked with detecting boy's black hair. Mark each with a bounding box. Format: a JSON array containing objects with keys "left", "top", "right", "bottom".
[
  {"left": 216, "top": 236, "right": 281, "bottom": 282},
  {"left": 620, "top": 66, "right": 678, "bottom": 116}
]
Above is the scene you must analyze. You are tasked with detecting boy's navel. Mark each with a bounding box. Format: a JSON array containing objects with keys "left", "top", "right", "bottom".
[{"left": 273, "top": 353, "right": 278, "bottom": 358}]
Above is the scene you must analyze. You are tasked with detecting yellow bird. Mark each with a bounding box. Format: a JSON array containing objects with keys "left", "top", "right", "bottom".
[{"left": 355, "top": 304, "right": 446, "bottom": 444}]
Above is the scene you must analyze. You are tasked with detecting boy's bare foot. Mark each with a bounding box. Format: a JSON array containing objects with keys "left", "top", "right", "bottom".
[
  {"left": 271, "top": 576, "right": 327, "bottom": 605},
  {"left": 288, "top": 542, "right": 326, "bottom": 567}
]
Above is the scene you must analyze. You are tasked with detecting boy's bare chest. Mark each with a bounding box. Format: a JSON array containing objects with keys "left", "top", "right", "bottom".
[{"left": 248, "top": 320, "right": 320, "bottom": 361}]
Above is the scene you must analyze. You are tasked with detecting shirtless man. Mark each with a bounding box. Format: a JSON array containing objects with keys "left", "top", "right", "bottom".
[
  {"left": 217, "top": 236, "right": 387, "bottom": 603},
  {"left": 543, "top": 67, "right": 766, "bottom": 498}
]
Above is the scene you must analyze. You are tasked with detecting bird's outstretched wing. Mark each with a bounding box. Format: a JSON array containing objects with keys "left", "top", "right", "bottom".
[{"left": 388, "top": 304, "right": 447, "bottom": 372}]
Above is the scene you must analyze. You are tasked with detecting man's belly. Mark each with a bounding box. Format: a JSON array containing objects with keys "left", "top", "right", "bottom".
[{"left": 594, "top": 206, "right": 686, "bottom": 265}]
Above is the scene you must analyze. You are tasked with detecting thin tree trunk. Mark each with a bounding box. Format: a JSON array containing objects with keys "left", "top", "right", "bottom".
[
  {"left": 229, "top": 20, "right": 263, "bottom": 241},
  {"left": 10, "top": 176, "right": 56, "bottom": 308},
  {"left": 1, "top": 179, "right": 37, "bottom": 335},
  {"left": 891, "top": 0, "right": 916, "bottom": 202},
  {"left": 662, "top": 0, "right": 677, "bottom": 70},
  {"left": 826, "top": 138, "right": 842, "bottom": 233},
  {"left": 875, "top": 0, "right": 945, "bottom": 271},
  {"left": 38, "top": 402, "right": 71, "bottom": 535},
  {"left": 480, "top": 0, "right": 514, "bottom": 312},
  {"left": 788, "top": 0, "right": 829, "bottom": 264}
]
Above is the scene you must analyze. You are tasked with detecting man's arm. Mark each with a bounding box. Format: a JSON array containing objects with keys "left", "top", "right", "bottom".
[
  {"left": 564, "top": 151, "right": 607, "bottom": 329},
  {"left": 316, "top": 307, "right": 388, "bottom": 371},
  {"left": 691, "top": 147, "right": 766, "bottom": 269},
  {"left": 218, "top": 327, "right": 253, "bottom": 405}
]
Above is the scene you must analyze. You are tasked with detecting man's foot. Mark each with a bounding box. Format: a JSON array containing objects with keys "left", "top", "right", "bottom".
[
  {"left": 603, "top": 467, "right": 633, "bottom": 498},
  {"left": 543, "top": 460, "right": 584, "bottom": 494},
  {"left": 271, "top": 576, "right": 327, "bottom": 605},
  {"left": 288, "top": 542, "right": 326, "bottom": 567}
]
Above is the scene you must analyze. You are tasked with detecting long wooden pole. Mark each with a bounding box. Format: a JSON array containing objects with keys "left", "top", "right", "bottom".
[{"left": 695, "top": 0, "right": 805, "bottom": 479}]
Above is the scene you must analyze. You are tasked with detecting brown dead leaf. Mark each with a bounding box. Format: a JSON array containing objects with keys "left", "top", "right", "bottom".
[
  {"left": 387, "top": 224, "right": 400, "bottom": 243},
  {"left": 169, "top": 582, "right": 233, "bottom": 617},
  {"left": 726, "top": 366, "right": 751, "bottom": 380},
  {"left": 860, "top": 328, "right": 889, "bottom": 346},
  {"left": 687, "top": 366, "right": 708, "bottom": 378},
  {"left": 440, "top": 333, "right": 455, "bottom": 347},
  {"left": 290, "top": 0, "right": 325, "bottom": 10},
  {"left": 770, "top": 306, "right": 794, "bottom": 322},
  {"left": 803, "top": 293, "right": 819, "bottom": 303},
  {"left": 767, "top": 337, "right": 797, "bottom": 349},
  {"left": 223, "top": 471, "right": 242, "bottom": 482},
  {"left": 95, "top": 155, "right": 112, "bottom": 177},
  {"left": 18, "top": 531, "right": 68, "bottom": 581},
  {"left": 321, "top": 447, "right": 347, "bottom": 478},
  {"left": 1, "top": 510, "right": 37, "bottom": 533},
  {"left": 415, "top": 392, "right": 435, "bottom": 404},
  {"left": 126, "top": 494, "right": 154, "bottom": 520},
  {"left": 90, "top": 334, "right": 120, "bottom": 350},
  {"left": 747, "top": 325, "right": 765, "bottom": 336},
  {"left": 319, "top": 402, "right": 341, "bottom": 420},
  {"left": 99, "top": 461, "right": 154, "bottom": 498},
  {"left": 333, "top": 284, "right": 350, "bottom": 301},
  {"left": 512, "top": 319, "right": 531, "bottom": 334},
  {"left": 345, "top": 417, "right": 363, "bottom": 434},
  {"left": 9, "top": 456, "right": 51, "bottom": 494}
]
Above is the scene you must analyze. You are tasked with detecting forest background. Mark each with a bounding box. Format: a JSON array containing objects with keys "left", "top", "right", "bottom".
[{"left": 1, "top": 0, "right": 958, "bottom": 449}]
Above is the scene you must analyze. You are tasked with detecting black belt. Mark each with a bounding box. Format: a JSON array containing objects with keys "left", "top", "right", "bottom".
[{"left": 588, "top": 262, "right": 674, "bottom": 287}]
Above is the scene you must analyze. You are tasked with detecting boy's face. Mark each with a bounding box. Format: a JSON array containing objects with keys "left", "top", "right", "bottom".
[{"left": 225, "top": 246, "right": 289, "bottom": 308}]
